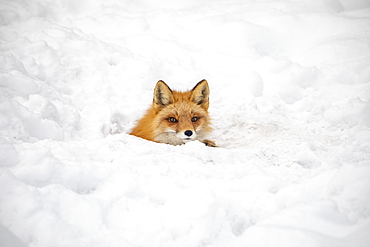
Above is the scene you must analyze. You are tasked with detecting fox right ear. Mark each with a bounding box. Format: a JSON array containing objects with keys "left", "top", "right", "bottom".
[
  {"left": 153, "top": 80, "right": 174, "bottom": 110},
  {"left": 191, "top": 79, "right": 210, "bottom": 110}
]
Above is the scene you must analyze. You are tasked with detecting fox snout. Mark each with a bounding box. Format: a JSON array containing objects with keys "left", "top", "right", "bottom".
[
  {"left": 178, "top": 129, "right": 197, "bottom": 142},
  {"left": 184, "top": 130, "right": 193, "bottom": 137}
]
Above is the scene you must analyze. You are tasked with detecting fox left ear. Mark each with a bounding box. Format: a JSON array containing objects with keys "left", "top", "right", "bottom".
[
  {"left": 153, "top": 80, "right": 174, "bottom": 111},
  {"left": 191, "top": 79, "right": 210, "bottom": 110}
]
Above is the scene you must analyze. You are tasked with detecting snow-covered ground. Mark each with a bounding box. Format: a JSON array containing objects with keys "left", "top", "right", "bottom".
[{"left": 1, "top": 0, "right": 370, "bottom": 246}]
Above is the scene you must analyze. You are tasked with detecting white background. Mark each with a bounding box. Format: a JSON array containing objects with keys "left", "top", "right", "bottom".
[{"left": 0, "top": 0, "right": 370, "bottom": 246}]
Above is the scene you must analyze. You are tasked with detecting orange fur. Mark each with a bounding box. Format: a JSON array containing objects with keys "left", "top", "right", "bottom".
[{"left": 130, "top": 80, "right": 216, "bottom": 147}]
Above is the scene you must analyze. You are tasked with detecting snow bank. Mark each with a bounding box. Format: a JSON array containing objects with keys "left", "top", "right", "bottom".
[{"left": 1, "top": 0, "right": 369, "bottom": 246}]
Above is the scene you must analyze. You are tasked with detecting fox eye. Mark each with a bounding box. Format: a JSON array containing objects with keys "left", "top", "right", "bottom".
[
  {"left": 191, "top": 117, "right": 199, "bottom": 122},
  {"left": 168, "top": 117, "right": 178, "bottom": 123}
]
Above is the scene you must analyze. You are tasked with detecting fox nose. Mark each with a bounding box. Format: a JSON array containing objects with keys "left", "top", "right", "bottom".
[{"left": 184, "top": 130, "right": 193, "bottom": 137}]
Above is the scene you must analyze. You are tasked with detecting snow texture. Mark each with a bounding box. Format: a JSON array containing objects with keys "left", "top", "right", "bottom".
[{"left": 1, "top": 0, "right": 370, "bottom": 246}]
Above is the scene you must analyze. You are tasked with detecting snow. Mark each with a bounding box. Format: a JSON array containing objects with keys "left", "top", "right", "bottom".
[{"left": 0, "top": 0, "right": 370, "bottom": 246}]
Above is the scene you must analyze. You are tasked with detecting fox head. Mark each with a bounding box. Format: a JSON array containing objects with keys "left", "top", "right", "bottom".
[{"left": 151, "top": 79, "right": 213, "bottom": 145}]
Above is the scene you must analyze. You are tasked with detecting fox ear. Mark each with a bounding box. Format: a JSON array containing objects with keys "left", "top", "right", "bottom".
[
  {"left": 153, "top": 80, "right": 174, "bottom": 110},
  {"left": 191, "top": 79, "right": 210, "bottom": 110}
]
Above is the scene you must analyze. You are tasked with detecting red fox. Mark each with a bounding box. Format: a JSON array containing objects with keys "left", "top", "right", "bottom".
[{"left": 130, "top": 80, "right": 216, "bottom": 147}]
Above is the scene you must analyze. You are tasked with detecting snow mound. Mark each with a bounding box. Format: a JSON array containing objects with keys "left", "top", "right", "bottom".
[{"left": 1, "top": 0, "right": 369, "bottom": 247}]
